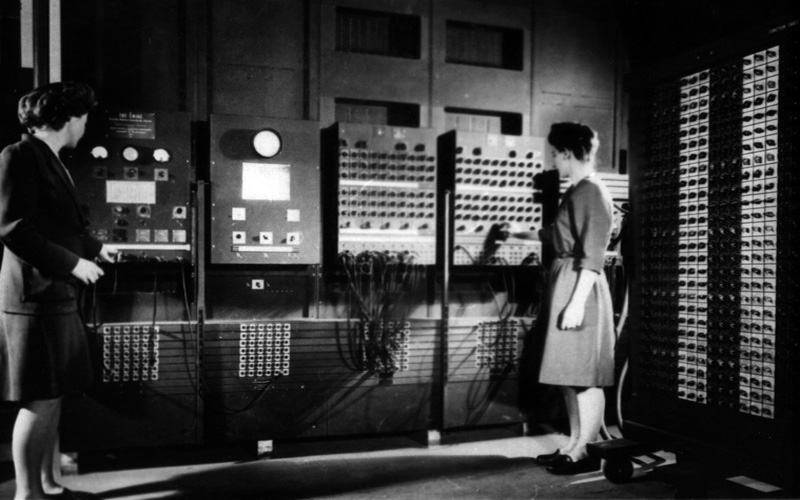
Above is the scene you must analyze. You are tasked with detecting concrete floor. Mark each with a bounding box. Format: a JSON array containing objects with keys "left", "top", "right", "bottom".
[{"left": 0, "top": 428, "right": 689, "bottom": 500}]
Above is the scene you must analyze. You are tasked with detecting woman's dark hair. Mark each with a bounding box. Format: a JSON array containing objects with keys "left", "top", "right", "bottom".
[
  {"left": 18, "top": 81, "right": 96, "bottom": 131},
  {"left": 547, "top": 122, "right": 599, "bottom": 161}
]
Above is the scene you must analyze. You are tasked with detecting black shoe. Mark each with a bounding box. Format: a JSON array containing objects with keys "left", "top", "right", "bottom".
[
  {"left": 535, "top": 449, "right": 562, "bottom": 465},
  {"left": 545, "top": 455, "right": 601, "bottom": 475},
  {"left": 47, "top": 487, "right": 102, "bottom": 499}
]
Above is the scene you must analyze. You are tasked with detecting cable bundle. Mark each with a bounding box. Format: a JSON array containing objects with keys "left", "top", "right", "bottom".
[{"left": 338, "top": 250, "right": 424, "bottom": 374}]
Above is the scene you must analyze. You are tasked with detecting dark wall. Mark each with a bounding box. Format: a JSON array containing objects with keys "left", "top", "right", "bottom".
[
  {"left": 0, "top": 0, "right": 31, "bottom": 149},
  {"left": 210, "top": 0, "right": 308, "bottom": 118},
  {"left": 61, "top": 0, "right": 624, "bottom": 162},
  {"left": 61, "top": 0, "right": 185, "bottom": 112}
]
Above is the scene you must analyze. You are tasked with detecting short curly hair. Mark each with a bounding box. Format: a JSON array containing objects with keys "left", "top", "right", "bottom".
[
  {"left": 547, "top": 122, "right": 599, "bottom": 162},
  {"left": 18, "top": 81, "right": 96, "bottom": 131}
]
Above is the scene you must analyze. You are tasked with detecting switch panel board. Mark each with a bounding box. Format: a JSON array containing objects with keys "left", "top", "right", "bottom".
[
  {"left": 444, "top": 317, "right": 526, "bottom": 429},
  {"left": 91, "top": 321, "right": 198, "bottom": 391},
  {"left": 439, "top": 131, "right": 546, "bottom": 265},
  {"left": 474, "top": 320, "right": 520, "bottom": 370},
  {"left": 61, "top": 321, "right": 199, "bottom": 451},
  {"left": 209, "top": 115, "right": 321, "bottom": 264},
  {"left": 233, "top": 322, "right": 292, "bottom": 378},
  {"left": 324, "top": 123, "right": 438, "bottom": 265},
  {"left": 70, "top": 111, "right": 192, "bottom": 261},
  {"left": 630, "top": 30, "right": 799, "bottom": 489},
  {"left": 202, "top": 319, "right": 437, "bottom": 442}
]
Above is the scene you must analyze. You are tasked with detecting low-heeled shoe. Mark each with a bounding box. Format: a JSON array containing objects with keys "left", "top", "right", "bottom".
[
  {"left": 545, "top": 455, "right": 601, "bottom": 475},
  {"left": 47, "top": 487, "right": 102, "bottom": 500},
  {"left": 535, "top": 449, "right": 562, "bottom": 465}
]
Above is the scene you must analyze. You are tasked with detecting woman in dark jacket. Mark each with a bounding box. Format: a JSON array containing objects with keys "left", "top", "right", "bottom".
[{"left": 0, "top": 82, "right": 115, "bottom": 500}]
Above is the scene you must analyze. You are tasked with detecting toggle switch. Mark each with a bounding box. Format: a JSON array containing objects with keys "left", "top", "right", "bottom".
[{"left": 153, "top": 148, "right": 171, "bottom": 163}]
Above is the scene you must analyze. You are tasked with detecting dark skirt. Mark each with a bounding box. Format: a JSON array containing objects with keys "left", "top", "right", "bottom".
[
  {"left": 538, "top": 257, "right": 616, "bottom": 387},
  {"left": 0, "top": 310, "right": 93, "bottom": 401}
]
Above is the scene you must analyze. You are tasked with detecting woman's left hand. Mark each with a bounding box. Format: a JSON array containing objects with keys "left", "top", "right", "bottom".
[{"left": 559, "top": 301, "right": 585, "bottom": 330}]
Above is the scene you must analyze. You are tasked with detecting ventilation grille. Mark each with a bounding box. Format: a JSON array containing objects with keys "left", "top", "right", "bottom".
[
  {"left": 446, "top": 21, "right": 523, "bottom": 70},
  {"left": 336, "top": 7, "right": 421, "bottom": 59}
]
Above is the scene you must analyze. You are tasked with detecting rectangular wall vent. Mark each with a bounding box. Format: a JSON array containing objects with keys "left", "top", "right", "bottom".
[
  {"left": 336, "top": 7, "right": 421, "bottom": 59},
  {"left": 445, "top": 21, "right": 523, "bottom": 70}
]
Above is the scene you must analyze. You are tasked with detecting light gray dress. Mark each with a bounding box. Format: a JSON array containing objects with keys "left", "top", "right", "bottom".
[{"left": 537, "top": 175, "right": 616, "bottom": 387}]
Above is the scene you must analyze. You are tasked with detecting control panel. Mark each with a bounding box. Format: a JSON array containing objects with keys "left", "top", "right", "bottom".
[
  {"left": 439, "top": 131, "right": 546, "bottom": 265},
  {"left": 639, "top": 46, "right": 785, "bottom": 418},
  {"left": 71, "top": 111, "right": 192, "bottom": 261},
  {"left": 629, "top": 35, "right": 800, "bottom": 488},
  {"left": 209, "top": 115, "right": 321, "bottom": 264},
  {"left": 325, "top": 123, "right": 438, "bottom": 265}
]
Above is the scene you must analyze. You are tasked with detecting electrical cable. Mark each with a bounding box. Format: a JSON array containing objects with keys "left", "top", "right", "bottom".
[
  {"left": 453, "top": 245, "right": 512, "bottom": 321},
  {"left": 151, "top": 267, "right": 159, "bottom": 328},
  {"left": 339, "top": 250, "right": 421, "bottom": 374},
  {"left": 179, "top": 260, "right": 200, "bottom": 395},
  {"left": 614, "top": 283, "right": 630, "bottom": 433}
]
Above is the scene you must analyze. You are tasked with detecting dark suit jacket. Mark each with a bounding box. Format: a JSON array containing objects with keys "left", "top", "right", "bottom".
[{"left": 0, "top": 134, "right": 102, "bottom": 314}]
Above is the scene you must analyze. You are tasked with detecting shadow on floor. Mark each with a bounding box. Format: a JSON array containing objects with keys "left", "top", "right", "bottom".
[
  {"left": 0, "top": 460, "right": 13, "bottom": 484},
  {"left": 98, "top": 454, "right": 530, "bottom": 499},
  {"left": 94, "top": 453, "right": 673, "bottom": 500}
]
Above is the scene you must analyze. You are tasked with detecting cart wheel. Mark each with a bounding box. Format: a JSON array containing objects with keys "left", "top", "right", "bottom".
[{"left": 603, "top": 458, "right": 634, "bottom": 484}]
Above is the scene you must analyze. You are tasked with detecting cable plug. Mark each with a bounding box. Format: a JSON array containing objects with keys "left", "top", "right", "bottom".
[{"left": 487, "top": 222, "right": 511, "bottom": 244}]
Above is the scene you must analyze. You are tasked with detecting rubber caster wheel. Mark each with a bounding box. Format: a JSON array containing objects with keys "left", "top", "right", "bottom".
[{"left": 603, "top": 458, "right": 634, "bottom": 484}]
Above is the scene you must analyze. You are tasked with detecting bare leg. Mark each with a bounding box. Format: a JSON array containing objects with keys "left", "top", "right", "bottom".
[
  {"left": 561, "top": 386, "right": 580, "bottom": 455},
  {"left": 41, "top": 401, "right": 64, "bottom": 495},
  {"left": 566, "top": 387, "right": 605, "bottom": 461},
  {"left": 12, "top": 397, "right": 61, "bottom": 500}
]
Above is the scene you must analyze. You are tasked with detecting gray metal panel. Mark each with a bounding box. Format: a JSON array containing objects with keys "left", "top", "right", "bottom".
[
  {"left": 209, "top": 115, "right": 322, "bottom": 264},
  {"left": 210, "top": 0, "right": 307, "bottom": 118},
  {"left": 533, "top": 8, "right": 617, "bottom": 101},
  {"left": 533, "top": 103, "right": 616, "bottom": 172},
  {"left": 211, "top": 64, "right": 304, "bottom": 118},
  {"left": 320, "top": 54, "right": 430, "bottom": 103},
  {"left": 318, "top": 1, "right": 430, "bottom": 125},
  {"left": 531, "top": 1, "right": 619, "bottom": 171},
  {"left": 211, "top": 0, "right": 305, "bottom": 68},
  {"left": 431, "top": 0, "right": 532, "bottom": 134}
]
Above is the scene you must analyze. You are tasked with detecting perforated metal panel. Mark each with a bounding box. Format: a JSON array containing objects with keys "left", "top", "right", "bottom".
[
  {"left": 440, "top": 131, "right": 547, "bottom": 265},
  {"left": 629, "top": 29, "right": 799, "bottom": 489},
  {"left": 326, "top": 122, "right": 438, "bottom": 264}
]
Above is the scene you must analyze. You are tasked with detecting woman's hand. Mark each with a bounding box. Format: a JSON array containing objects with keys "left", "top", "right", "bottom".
[
  {"left": 71, "top": 258, "right": 105, "bottom": 285},
  {"left": 559, "top": 301, "right": 585, "bottom": 330}
]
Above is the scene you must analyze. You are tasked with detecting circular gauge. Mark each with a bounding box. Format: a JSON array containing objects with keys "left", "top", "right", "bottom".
[
  {"left": 90, "top": 146, "right": 108, "bottom": 159},
  {"left": 122, "top": 146, "right": 140, "bottom": 162},
  {"left": 253, "top": 129, "right": 282, "bottom": 158},
  {"left": 153, "top": 148, "right": 171, "bottom": 163}
]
